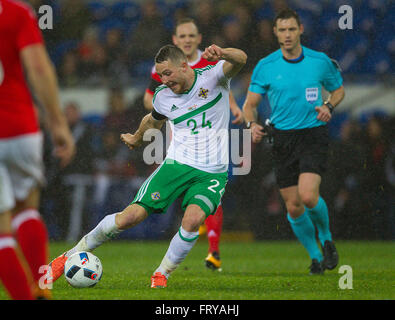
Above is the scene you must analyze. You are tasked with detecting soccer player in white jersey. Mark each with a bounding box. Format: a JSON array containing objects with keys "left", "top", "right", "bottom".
[
  {"left": 144, "top": 18, "right": 243, "bottom": 270},
  {"left": 47, "top": 44, "right": 247, "bottom": 288}
]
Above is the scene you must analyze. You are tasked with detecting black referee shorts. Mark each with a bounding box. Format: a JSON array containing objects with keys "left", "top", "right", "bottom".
[{"left": 271, "top": 125, "right": 329, "bottom": 189}]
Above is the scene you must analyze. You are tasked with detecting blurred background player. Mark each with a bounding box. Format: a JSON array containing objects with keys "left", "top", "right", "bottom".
[
  {"left": 243, "top": 8, "right": 344, "bottom": 274},
  {"left": 143, "top": 18, "right": 244, "bottom": 271},
  {"left": 0, "top": 0, "right": 75, "bottom": 299}
]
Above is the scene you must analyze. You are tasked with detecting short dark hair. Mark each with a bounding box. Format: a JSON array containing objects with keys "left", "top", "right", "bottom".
[
  {"left": 274, "top": 8, "right": 301, "bottom": 27},
  {"left": 155, "top": 44, "right": 187, "bottom": 64},
  {"left": 173, "top": 17, "right": 199, "bottom": 35}
]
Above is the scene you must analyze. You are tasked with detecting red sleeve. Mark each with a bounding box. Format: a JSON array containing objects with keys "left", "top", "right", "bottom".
[
  {"left": 16, "top": 6, "right": 43, "bottom": 51},
  {"left": 151, "top": 71, "right": 161, "bottom": 83},
  {"left": 146, "top": 70, "right": 162, "bottom": 95}
]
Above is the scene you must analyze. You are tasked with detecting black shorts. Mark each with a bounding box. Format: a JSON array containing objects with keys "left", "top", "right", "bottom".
[{"left": 271, "top": 125, "right": 329, "bottom": 189}]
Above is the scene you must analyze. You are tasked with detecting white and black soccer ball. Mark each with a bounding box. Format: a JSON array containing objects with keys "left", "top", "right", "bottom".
[{"left": 64, "top": 252, "right": 103, "bottom": 288}]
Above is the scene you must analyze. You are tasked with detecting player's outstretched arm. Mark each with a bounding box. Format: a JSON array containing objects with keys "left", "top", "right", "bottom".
[
  {"left": 202, "top": 45, "right": 247, "bottom": 78},
  {"left": 121, "top": 113, "right": 166, "bottom": 150},
  {"left": 21, "top": 44, "right": 75, "bottom": 167}
]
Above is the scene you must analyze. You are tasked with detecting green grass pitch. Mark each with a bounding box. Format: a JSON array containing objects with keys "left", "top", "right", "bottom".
[{"left": 1, "top": 240, "right": 394, "bottom": 300}]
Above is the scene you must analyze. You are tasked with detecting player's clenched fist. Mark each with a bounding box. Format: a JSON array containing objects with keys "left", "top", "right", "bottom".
[
  {"left": 120, "top": 133, "right": 142, "bottom": 150},
  {"left": 202, "top": 44, "right": 223, "bottom": 61}
]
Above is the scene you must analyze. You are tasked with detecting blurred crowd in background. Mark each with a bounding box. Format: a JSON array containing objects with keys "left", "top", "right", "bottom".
[
  {"left": 31, "top": 0, "right": 394, "bottom": 87},
  {"left": 28, "top": 0, "right": 394, "bottom": 241}
]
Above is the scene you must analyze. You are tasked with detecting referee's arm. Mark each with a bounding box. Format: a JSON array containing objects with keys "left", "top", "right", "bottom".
[
  {"left": 316, "top": 85, "right": 345, "bottom": 122},
  {"left": 242, "top": 90, "right": 266, "bottom": 143},
  {"left": 326, "top": 85, "right": 345, "bottom": 110}
]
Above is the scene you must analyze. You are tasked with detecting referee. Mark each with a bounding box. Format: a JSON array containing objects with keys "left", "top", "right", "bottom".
[{"left": 243, "top": 8, "right": 345, "bottom": 274}]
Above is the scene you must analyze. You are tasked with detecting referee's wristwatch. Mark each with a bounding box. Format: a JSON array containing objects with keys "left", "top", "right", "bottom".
[
  {"left": 246, "top": 121, "right": 256, "bottom": 129},
  {"left": 324, "top": 101, "right": 335, "bottom": 114}
]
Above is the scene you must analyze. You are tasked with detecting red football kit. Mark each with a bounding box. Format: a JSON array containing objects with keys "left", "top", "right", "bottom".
[
  {"left": 0, "top": 0, "right": 43, "bottom": 138},
  {"left": 0, "top": 0, "right": 48, "bottom": 300}
]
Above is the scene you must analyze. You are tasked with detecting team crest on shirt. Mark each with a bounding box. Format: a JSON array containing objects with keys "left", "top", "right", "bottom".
[
  {"left": 151, "top": 192, "right": 160, "bottom": 200},
  {"left": 198, "top": 87, "right": 209, "bottom": 99}
]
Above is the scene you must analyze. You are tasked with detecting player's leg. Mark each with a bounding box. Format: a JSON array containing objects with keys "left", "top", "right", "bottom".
[
  {"left": 11, "top": 186, "right": 50, "bottom": 299},
  {"left": 70, "top": 203, "right": 148, "bottom": 255},
  {"left": 299, "top": 173, "right": 331, "bottom": 244},
  {"left": 46, "top": 203, "right": 148, "bottom": 284},
  {"left": 280, "top": 185, "right": 324, "bottom": 274},
  {"left": 299, "top": 173, "right": 338, "bottom": 270},
  {"left": 94, "top": 161, "right": 181, "bottom": 246},
  {"left": 0, "top": 210, "right": 34, "bottom": 300},
  {"left": 152, "top": 204, "right": 205, "bottom": 287},
  {"left": 6, "top": 132, "right": 52, "bottom": 295},
  {"left": 204, "top": 204, "right": 223, "bottom": 270},
  {"left": 273, "top": 129, "right": 324, "bottom": 273},
  {"left": 152, "top": 168, "right": 227, "bottom": 287},
  {"left": 47, "top": 159, "right": 183, "bottom": 284},
  {"left": 0, "top": 160, "right": 34, "bottom": 300},
  {"left": 298, "top": 126, "right": 338, "bottom": 270}
]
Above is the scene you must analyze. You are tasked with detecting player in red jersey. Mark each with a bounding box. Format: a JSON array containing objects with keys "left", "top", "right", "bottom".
[
  {"left": 143, "top": 18, "right": 243, "bottom": 271},
  {"left": 0, "top": 0, "right": 75, "bottom": 299}
]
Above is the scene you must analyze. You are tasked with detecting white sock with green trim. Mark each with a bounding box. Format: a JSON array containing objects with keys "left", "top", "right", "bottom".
[{"left": 155, "top": 227, "right": 199, "bottom": 278}]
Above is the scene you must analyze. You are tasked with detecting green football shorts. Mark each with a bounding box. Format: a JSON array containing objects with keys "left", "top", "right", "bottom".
[{"left": 130, "top": 158, "right": 228, "bottom": 217}]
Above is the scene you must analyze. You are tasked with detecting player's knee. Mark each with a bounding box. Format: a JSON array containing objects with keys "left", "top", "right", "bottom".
[
  {"left": 0, "top": 211, "right": 13, "bottom": 233},
  {"left": 182, "top": 206, "right": 206, "bottom": 232},
  {"left": 116, "top": 204, "right": 148, "bottom": 230},
  {"left": 182, "top": 215, "right": 203, "bottom": 232},
  {"left": 299, "top": 191, "right": 319, "bottom": 209},
  {"left": 286, "top": 201, "right": 304, "bottom": 218}
]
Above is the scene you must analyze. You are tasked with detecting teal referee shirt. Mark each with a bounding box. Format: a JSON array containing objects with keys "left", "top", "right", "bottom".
[{"left": 249, "top": 46, "right": 343, "bottom": 130}]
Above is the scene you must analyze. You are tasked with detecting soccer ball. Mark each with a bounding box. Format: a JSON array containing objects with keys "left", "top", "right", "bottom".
[{"left": 64, "top": 251, "right": 103, "bottom": 288}]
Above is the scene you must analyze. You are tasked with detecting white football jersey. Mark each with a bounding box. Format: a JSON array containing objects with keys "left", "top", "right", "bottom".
[{"left": 153, "top": 60, "right": 231, "bottom": 173}]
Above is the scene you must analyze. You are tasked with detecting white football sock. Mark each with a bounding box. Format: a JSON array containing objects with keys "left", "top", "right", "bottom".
[
  {"left": 66, "top": 213, "right": 121, "bottom": 257},
  {"left": 155, "top": 227, "right": 199, "bottom": 278}
]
